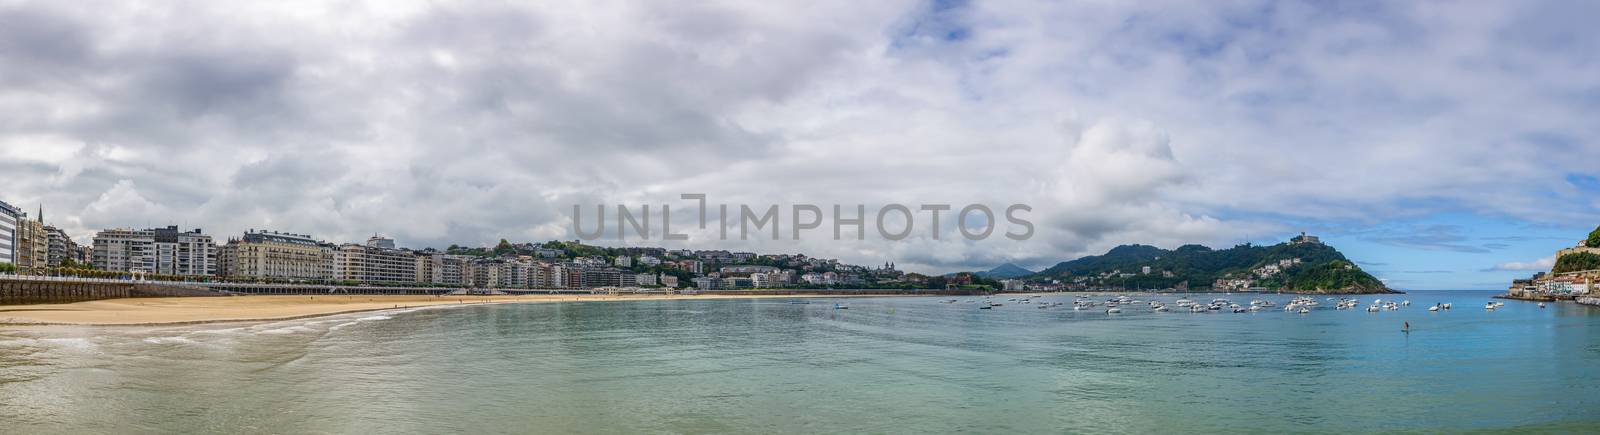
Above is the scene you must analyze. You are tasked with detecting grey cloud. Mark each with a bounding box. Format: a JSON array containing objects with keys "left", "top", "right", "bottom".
[{"left": 2, "top": 0, "right": 1599, "bottom": 276}]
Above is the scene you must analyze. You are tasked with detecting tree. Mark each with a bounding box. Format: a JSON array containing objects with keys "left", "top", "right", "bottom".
[
  {"left": 0, "top": 262, "right": 15, "bottom": 274},
  {"left": 493, "top": 239, "right": 515, "bottom": 256},
  {"left": 1587, "top": 225, "right": 1600, "bottom": 248},
  {"left": 1554, "top": 252, "right": 1600, "bottom": 274}
]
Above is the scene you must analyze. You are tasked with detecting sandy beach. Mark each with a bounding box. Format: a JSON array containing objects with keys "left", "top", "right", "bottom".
[{"left": 0, "top": 293, "right": 866, "bottom": 326}]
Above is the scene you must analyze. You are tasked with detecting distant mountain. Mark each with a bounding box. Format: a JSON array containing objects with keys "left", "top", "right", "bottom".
[
  {"left": 974, "top": 263, "right": 1035, "bottom": 279},
  {"left": 1034, "top": 241, "right": 1394, "bottom": 294}
]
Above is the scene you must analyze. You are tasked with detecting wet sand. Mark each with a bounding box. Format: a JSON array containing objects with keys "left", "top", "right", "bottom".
[{"left": 0, "top": 293, "right": 865, "bottom": 326}]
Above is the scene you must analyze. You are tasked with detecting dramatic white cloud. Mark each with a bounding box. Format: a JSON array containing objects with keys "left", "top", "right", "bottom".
[
  {"left": 2, "top": 0, "right": 1597, "bottom": 275},
  {"left": 1489, "top": 256, "right": 1557, "bottom": 272}
]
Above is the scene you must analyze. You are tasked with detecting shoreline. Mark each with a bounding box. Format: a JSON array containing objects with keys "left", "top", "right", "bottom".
[
  {"left": 0, "top": 293, "right": 909, "bottom": 327},
  {"left": 1, "top": 289, "right": 1423, "bottom": 328}
]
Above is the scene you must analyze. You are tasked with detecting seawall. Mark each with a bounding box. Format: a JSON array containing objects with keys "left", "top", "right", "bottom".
[{"left": 0, "top": 276, "right": 226, "bottom": 305}]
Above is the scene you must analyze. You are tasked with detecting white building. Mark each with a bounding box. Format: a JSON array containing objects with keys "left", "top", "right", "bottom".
[
  {"left": 638, "top": 255, "right": 661, "bottom": 266},
  {"left": 93, "top": 228, "right": 157, "bottom": 273},
  {"left": 1002, "top": 279, "right": 1025, "bottom": 291},
  {"left": 0, "top": 200, "right": 18, "bottom": 265},
  {"left": 335, "top": 242, "right": 417, "bottom": 284},
  {"left": 635, "top": 273, "right": 657, "bottom": 286},
  {"left": 151, "top": 226, "right": 216, "bottom": 276},
  {"left": 751, "top": 272, "right": 770, "bottom": 288},
  {"left": 614, "top": 256, "right": 632, "bottom": 268}
]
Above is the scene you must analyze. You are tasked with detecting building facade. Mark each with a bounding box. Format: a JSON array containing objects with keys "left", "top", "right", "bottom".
[
  {"left": 151, "top": 226, "right": 215, "bottom": 276},
  {"left": 0, "top": 200, "right": 20, "bottom": 266},
  {"left": 335, "top": 242, "right": 417, "bottom": 284},
  {"left": 44, "top": 226, "right": 77, "bottom": 268},
  {"left": 15, "top": 216, "right": 47, "bottom": 273},
  {"left": 93, "top": 228, "right": 157, "bottom": 273},
  {"left": 219, "top": 230, "right": 329, "bottom": 280}
]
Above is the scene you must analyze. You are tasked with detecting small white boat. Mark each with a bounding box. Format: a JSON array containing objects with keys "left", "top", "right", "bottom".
[
  {"left": 1106, "top": 307, "right": 1122, "bottom": 314},
  {"left": 1484, "top": 303, "right": 1496, "bottom": 311},
  {"left": 1298, "top": 308, "right": 1311, "bottom": 314},
  {"left": 1538, "top": 302, "right": 1547, "bottom": 308}
]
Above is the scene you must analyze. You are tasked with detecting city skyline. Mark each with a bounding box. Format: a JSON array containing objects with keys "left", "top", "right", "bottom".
[{"left": 3, "top": 1, "right": 1599, "bottom": 289}]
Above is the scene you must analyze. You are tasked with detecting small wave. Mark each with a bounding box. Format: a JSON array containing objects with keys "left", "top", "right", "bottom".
[
  {"left": 142, "top": 336, "right": 198, "bottom": 345},
  {"left": 257, "top": 326, "right": 316, "bottom": 335},
  {"left": 190, "top": 327, "right": 248, "bottom": 335},
  {"left": 357, "top": 315, "right": 393, "bottom": 321},
  {"left": 38, "top": 337, "right": 97, "bottom": 352}
]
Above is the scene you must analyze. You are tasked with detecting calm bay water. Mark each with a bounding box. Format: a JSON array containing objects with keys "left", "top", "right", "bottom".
[{"left": 2, "top": 290, "right": 1598, "bottom": 434}]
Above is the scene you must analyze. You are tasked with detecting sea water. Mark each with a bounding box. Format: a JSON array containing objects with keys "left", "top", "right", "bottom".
[{"left": 2, "top": 290, "right": 1596, "bottom": 434}]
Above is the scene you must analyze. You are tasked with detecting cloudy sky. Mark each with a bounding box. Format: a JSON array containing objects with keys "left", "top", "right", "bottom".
[{"left": 3, "top": 0, "right": 1598, "bottom": 289}]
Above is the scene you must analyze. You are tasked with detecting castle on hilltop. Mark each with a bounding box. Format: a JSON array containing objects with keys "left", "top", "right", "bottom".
[{"left": 1289, "top": 232, "right": 1321, "bottom": 245}]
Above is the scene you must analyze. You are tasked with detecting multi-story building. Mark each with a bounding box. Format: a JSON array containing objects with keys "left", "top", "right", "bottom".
[
  {"left": 93, "top": 228, "right": 157, "bottom": 273},
  {"left": 366, "top": 234, "right": 396, "bottom": 249},
  {"left": 44, "top": 226, "right": 77, "bottom": 267},
  {"left": 219, "top": 230, "right": 329, "bottom": 280},
  {"left": 532, "top": 262, "right": 553, "bottom": 288},
  {"left": 769, "top": 270, "right": 793, "bottom": 286},
  {"left": 614, "top": 256, "right": 632, "bottom": 268},
  {"left": 659, "top": 274, "right": 679, "bottom": 288},
  {"left": 468, "top": 259, "right": 499, "bottom": 288},
  {"left": 0, "top": 200, "right": 18, "bottom": 266},
  {"left": 636, "top": 273, "right": 657, "bottom": 286},
  {"left": 695, "top": 250, "right": 733, "bottom": 264},
  {"left": 547, "top": 263, "right": 569, "bottom": 288},
  {"left": 71, "top": 244, "right": 92, "bottom": 265},
  {"left": 335, "top": 240, "right": 416, "bottom": 284},
  {"left": 585, "top": 268, "right": 623, "bottom": 288},
  {"left": 415, "top": 252, "right": 437, "bottom": 284},
  {"left": 690, "top": 276, "right": 712, "bottom": 289},
  {"left": 15, "top": 215, "right": 47, "bottom": 273},
  {"left": 151, "top": 226, "right": 215, "bottom": 276},
  {"left": 720, "top": 265, "right": 778, "bottom": 275},
  {"left": 498, "top": 259, "right": 535, "bottom": 288},
  {"left": 560, "top": 264, "right": 586, "bottom": 288},
  {"left": 417, "top": 252, "right": 472, "bottom": 285}
]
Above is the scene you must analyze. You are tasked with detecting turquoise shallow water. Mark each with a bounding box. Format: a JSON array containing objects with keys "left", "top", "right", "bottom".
[{"left": 2, "top": 290, "right": 1598, "bottom": 434}]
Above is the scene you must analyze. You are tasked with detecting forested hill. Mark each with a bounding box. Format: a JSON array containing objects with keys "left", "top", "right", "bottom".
[{"left": 1034, "top": 242, "right": 1393, "bottom": 294}]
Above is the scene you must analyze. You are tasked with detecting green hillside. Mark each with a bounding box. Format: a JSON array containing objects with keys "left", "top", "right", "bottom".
[{"left": 1033, "top": 241, "right": 1392, "bottom": 294}]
